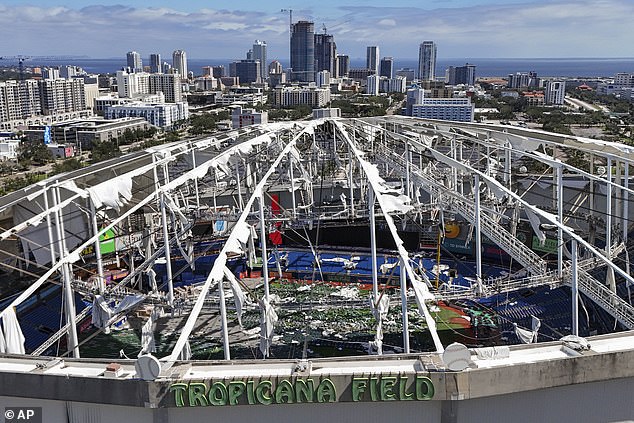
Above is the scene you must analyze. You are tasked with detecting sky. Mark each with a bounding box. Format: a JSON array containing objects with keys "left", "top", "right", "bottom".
[{"left": 1, "top": 0, "right": 633, "bottom": 60}]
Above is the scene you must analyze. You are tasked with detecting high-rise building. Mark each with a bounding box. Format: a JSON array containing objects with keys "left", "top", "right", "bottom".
[
  {"left": 446, "top": 63, "right": 476, "bottom": 86},
  {"left": 367, "top": 75, "right": 380, "bottom": 95},
  {"left": 41, "top": 68, "right": 60, "bottom": 80},
  {"left": 252, "top": 40, "right": 267, "bottom": 82},
  {"left": 418, "top": 41, "right": 437, "bottom": 81},
  {"left": 507, "top": 72, "right": 539, "bottom": 89},
  {"left": 212, "top": 66, "right": 225, "bottom": 79},
  {"left": 0, "top": 80, "right": 41, "bottom": 122},
  {"left": 366, "top": 46, "right": 379, "bottom": 74},
  {"left": 379, "top": 57, "right": 393, "bottom": 79},
  {"left": 269, "top": 61, "right": 283, "bottom": 75},
  {"left": 545, "top": 80, "right": 566, "bottom": 105},
  {"left": 396, "top": 68, "right": 416, "bottom": 82},
  {"left": 39, "top": 78, "right": 86, "bottom": 115},
  {"left": 614, "top": 72, "right": 634, "bottom": 87},
  {"left": 126, "top": 51, "right": 143, "bottom": 72},
  {"left": 60, "top": 65, "right": 80, "bottom": 79},
  {"left": 316, "top": 70, "right": 331, "bottom": 87},
  {"left": 116, "top": 71, "right": 183, "bottom": 103},
  {"left": 314, "top": 33, "right": 337, "bottom": 75},
  {"left": 290, "top": 21, "right": 315, "bottom": 82},
  {"left": 336, "top": 54, "right": 350, "bottom": 78},
  {"left": 150, "top": 54, "right": 162, "bottom": 73},
  {"left": 230, "top": 60, "right": 261, "bottom": 84},
  {"left": 379, "top": 76, "right": 407, "bottom": 93},
  {"left": 172, "top": 50, "right": 188, "bottom": 80}
]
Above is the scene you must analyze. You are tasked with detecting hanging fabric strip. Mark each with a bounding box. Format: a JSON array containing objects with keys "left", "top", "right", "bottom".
[
  {"left": 259, "top": 298, "right": 278, "bottom": 356},
  {"left": 1, "top": 308, "right": 25, "bottom": 354},
  {"left": 224, "top": 267, "right": 248, "bottom": 328}
]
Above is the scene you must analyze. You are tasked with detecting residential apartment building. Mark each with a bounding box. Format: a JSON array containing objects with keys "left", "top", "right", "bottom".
[
  {"left": 418, "top": 41, "right": 437, "bottom": 81},
  {"left": 446, "top": 63, "right": 476, "bottom": 86},
  {"left": 116, "top": 71, "right": 183, "bottom": 103},
  {"left": 105, "top": 102, "right": 188, "bottom": 129},
  {"left": 0, "top": 80, "right": 41, "bottom": 122},
  {"left": 273, "top": 86, "right": 331, "bottom": 108},
  {"left": 172, "top": 50, "right": 188, "bottom": 80},
  {"left": 126, "top": 51, "right": 143, "bottom": 72},
  {"left": 544, "top": 80, "right": 566, "bottom": 105},
  {"left": 405, "top": 85, "right": 473, "bottom": 122}
]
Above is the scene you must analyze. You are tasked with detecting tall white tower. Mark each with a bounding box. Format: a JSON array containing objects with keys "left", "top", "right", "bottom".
[
  {"left": 252, "top": 40, "right": 267, "bottom": 82},
  {"left": 418, "top": 41, "right": 436, "bottom": 81},
  {"left": 172, "top": 50, "right": 188, "bottom": 79},
  {"left": 126, "top": 51, "right": 142, "bottom": 72}
]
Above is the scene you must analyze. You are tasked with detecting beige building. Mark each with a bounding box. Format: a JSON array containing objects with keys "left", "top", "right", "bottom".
[{"left": 273, "top": 86, "right": 331, "bottom": 108}]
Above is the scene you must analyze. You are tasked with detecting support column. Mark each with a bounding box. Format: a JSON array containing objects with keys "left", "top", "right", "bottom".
[
  {"left": 349, "top": 145, "right": 355, "bottom": 217},
  {"left": 557, "top": 165, "right": 564, "bottom": 278},
  {"left": 504, "top": 141, "right": 512, "bottom": 189},
  {"left": 235, "top": 162, "right": 244, "bottom": 211},
  {"left": 53, "top": 185, "right": 80, "bottom": 358},
  {"left": 289, "top": 153, "right": 297, "bottom": 218},
  {"left": 400, "top": 258, "right": 410, "bottom": 354},
  {"left": 458, "top": 140, "right": 464, "bottom": 196},
  {"left": 474, "top": 174, "right": 483, "bottom": 295},
  {"left": 405, "top": 141, "right": 411, "bottom": 198},
  {"left": 606, "top": 157, "right": 612, "bottom": 258},
  {"left": 624, "top": 163, "right": 629, "bottom": 243},
  {"left": 571, "top": 238, "right": 579, "bottom": 336},
  {"left": 43, "top": 188, "right": 56, "bottom": 265},
  {"left": 212, "top": 170, "right": 218, "bottom": 211},
  {"left": 258, "top": 194, "right": 271, "bottom": 357},
  {"left": 369, "top": 187, "right": 379, "bottom": 302},
  {"left": 451, "top": 136, "right": 457, "bottom": 191},
  {"left": 160, "top": 192, "right": 174, "bottom": 307},
  {"left": 218, "top": 272, "right": 230, "bottom": 360},
  {"left": 191, "top": 147, "right": 200, "bottom": 213}
]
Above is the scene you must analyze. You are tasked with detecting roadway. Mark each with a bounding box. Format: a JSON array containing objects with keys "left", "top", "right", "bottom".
[{"left": 565, "top": 96, "right": 610, "bottom": 113}]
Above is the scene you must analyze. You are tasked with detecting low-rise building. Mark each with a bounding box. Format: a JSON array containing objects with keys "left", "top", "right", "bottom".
[
  {"left": 0, "top": 139, "right": 20, "bottom": 160},
  {"left": 409, "top": 98, "right": 474, "bottom": 122},
  {"left": 312, "top": 108, "right": 341, "bottom": 119},
  {"left": 405, "top": 85, "right": 473, "bottom": 122},
  {"left": 23, "top": 117, "right": 152, "bottom": 150},
  {"left": 216, "top": 87, "right": 266, "bottom": 107},
  {"left": 273, "top": 86, "right": 331, "bottom": 108},
  {"left": 230, "top": 105, "right": 268, "bottom": 129},
  {"left": 522, "top": 91, "right": 545, "bottom": 106},
  {"left": 105, "top": 102, "right": 188, "bottom": 129},
  {"left": 47, "top": 144, "right": 74, "bottom": 159},
  {"left": 94, "top": 93, "right": 165, "bottom": 115}
]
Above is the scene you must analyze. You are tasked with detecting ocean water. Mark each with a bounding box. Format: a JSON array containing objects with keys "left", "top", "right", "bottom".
[{"left": 19, "top": 57, "right": 634, "bottom": 78}]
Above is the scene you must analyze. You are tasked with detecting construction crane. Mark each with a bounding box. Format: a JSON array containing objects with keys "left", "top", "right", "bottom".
[
  {"left": 320, "top": 18, "right": 352, "bottom": 35},
  {"left": 280, "top": 8, "right": 293, "bottom": 34},
  {"left": 0, "top": 56, "right": 31, "bottom": 81}
]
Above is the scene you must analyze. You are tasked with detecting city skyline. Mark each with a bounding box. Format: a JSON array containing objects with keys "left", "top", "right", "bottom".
[{"left": 1, "top": 0, "right": 633, "bottom": 60}]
